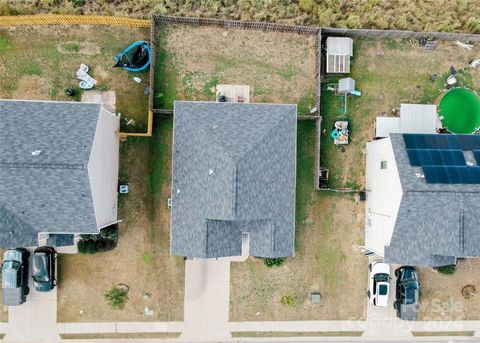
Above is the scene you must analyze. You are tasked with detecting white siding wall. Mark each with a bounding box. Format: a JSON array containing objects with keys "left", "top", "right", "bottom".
[
  {"left": 365, "top": 137, "right": 403, "bottom": 256},
  {"left": 87, "top": 108, "right": 120, "bottom": 229}
]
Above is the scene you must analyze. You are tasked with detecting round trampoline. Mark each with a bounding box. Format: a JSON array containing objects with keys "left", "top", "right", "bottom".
[{"left": 438, "top": 88, "right": 480, "bottom": 134}]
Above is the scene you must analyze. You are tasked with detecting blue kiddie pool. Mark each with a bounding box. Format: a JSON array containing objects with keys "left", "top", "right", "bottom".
[{"left": 113, "top": 41, "right": 151, "bottom": 72}]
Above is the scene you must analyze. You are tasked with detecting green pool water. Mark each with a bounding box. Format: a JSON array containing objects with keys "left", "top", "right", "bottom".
[{"left": 438, "top": 88, "right": 480, "bottom": 134}]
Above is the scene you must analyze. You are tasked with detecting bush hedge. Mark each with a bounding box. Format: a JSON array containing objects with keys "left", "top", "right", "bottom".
[
  {"left": 435, "top": 264, "right": 456, "bottom": 275},
  {"left": 262, "top": 257, "right": 285, "bottom": 267},
  {"left": 78, "top": 224, "right": 118, "bottom": 254}
]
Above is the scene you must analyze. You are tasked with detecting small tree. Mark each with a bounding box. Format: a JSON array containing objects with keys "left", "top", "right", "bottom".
[{"left": 104, "top": 286, "right": 129, "bottom": 309}]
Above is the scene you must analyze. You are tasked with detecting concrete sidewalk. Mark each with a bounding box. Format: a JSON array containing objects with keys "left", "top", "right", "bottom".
[{"left": 181, "top": 258, "right": 231, "bottom": 339}]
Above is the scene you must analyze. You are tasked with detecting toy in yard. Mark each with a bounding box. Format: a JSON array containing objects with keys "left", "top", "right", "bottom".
[
  {"left": 331, "top": 120, "right": 349, "bottom": 145},
  {"left": 113, "top": 41, "right": 151, "bottom": 72},
  {"left": 471, "top": 59, "right": 480, "bottom": 68},
  {"left": 76, "top": 64, "right": 97, "bottom": 89}
]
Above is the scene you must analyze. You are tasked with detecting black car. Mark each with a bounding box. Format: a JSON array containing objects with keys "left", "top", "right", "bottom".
[
  {"left": 1, "top": 248, "right": 30, "bottom": 305},
  {"left": 394, "top": 266, "right": 420, "bottom": 321},
  {"left": 32, "top": 246, "right": 57, "bottom": 292}
]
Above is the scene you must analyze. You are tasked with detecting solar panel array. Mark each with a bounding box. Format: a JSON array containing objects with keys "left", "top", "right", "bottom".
[{"left": 403, "top": 134, "right": 480, "bottom": 184}]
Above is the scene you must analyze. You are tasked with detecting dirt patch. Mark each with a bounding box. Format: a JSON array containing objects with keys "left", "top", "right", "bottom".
[
  {"left": 418, "top": 259, "right": 480, "bottom": 320},
  {"left": 57, "top": 41, "right": 101, "bottom": 55},
  {"left": 57, "top": 118, "right": 184, "bottom": 322},
  {"left": 12, "top": 75, "right": 51, "bottom": 100},
  {"left": 155, "top": 25, "right": 316, "bottom": 111}
]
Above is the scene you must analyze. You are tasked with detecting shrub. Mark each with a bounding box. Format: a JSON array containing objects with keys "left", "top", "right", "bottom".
[
  {"left": 104, "top": 286, "right": 129, "bottom": 309},
  {"left": 281, "top": 295, "right": 296, "bottom": 307},
  {"left": 78, "top": 224, "right": 118, "bottom": 254},
  {"left": 435, "top": 264, "right": 456, "bottom": 275},
  {"left": 262, "top": 257, "right": 285, "bottom": 267}
]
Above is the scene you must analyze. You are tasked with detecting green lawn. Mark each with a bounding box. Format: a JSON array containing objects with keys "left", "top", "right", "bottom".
[
  {"left": 320, "top": 37, "right": 480, "bottom": 189},
  {"left": 0, "top": 25, "right": 150, "bottom": 133}
]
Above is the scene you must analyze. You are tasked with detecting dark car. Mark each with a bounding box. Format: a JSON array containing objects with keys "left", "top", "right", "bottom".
[
  {"left": 1, "top": 248, "right": 30, "bottom": 305},
  {"left": 32, "top": 246, "right": 57, "bottom": 292},
  {"left": 394, "top": 266, "right": 420, "bottom": 321}
]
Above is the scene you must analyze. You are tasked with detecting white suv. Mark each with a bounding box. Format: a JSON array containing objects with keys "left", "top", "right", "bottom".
[{"left": 368, "top": 261, "right": 391, "bottom": 307}]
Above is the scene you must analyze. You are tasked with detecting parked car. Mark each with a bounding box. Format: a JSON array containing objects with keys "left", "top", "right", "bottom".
[
  {"left": 32, "top": 246, "right": 57, "bottom": 292},
  {"left": 394, "top": 266, "right": 420, "bottom": 320},
  {"left": 1, "top": 248, "right": 30, "bottom": 305},
  {"left": 368, "top": 261, "right": 391, "bottom": 307}
]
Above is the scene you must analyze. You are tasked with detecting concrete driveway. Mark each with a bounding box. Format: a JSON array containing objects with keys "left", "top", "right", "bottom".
[
  {"left": 4, "top": 248, "right": 59, "bottom": 341},
  {"left": 363, "top": 262, "right": 413, "bottom": 338},
  {"left": 181, "top": 258, "right": 231, "bottom": 339}
]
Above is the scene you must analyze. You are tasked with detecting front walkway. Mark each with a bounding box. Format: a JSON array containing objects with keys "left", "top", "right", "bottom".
[{"left": 181, "top": 258, "right": 231, "bottom": 339}]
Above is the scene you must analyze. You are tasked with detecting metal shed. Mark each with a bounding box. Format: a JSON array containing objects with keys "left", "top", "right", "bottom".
[
  {"left": 326, "top": 37, "right": 353, "bottom": 74},
  {"left": 399, "top": 104, "right": 438, "bottom": 134},
  {"left": 375, "top": 104, "right": 438, "bottom": 138}
]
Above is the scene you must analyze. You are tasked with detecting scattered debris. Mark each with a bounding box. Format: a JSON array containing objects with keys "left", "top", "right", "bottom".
[
  {"left": 331, "top": 120, "right": 349, "bottom": 145},
  {"left": 76, "top": 63, "right": 97, "bottom": 89},
  {"left": 450, "top": 66, "right": 457, "bottom": 75},
  {"left": 446, "top": 75, "right": 457, "bottom": 86},
  {"left": 144, "top": 306, "right": 154, "bottom": 316},
  {"left": 133, "top": 76, "right": 142, "bottom": 83},
  {"left": 65, "top": 88, "right": 75, "bottom": 96},
  {"left": 455, "top": 40, "right": 473, "bottom": 50},
  {"left": 471, "top": 59, "right": 480, "bottom": 68}
]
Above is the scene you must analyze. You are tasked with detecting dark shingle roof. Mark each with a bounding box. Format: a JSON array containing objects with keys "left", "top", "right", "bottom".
[
  {"left": 0, "top": 100, "right": 102, "bottom": 248},
  {"left": 385, "top": 133, "right": 480, "bottom": 267},
  {"left": 171, "top": 101, "right": 296, "bottom": 258}
]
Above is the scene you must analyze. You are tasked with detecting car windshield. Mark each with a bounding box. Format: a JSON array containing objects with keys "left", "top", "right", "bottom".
[
  {"left": 374, "top": 273, "right": 390, "bottom": 282},
  {"left": 379, "top": 284, "right": 388, "bottom": 295},
  {"left": 33, "top": 254, "right": 49, "bottom": 282},
  {"left": 1, "top": 261, "right": 20, "bottom": 288}
]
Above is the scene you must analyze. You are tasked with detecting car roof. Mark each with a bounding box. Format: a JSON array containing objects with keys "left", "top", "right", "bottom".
[{"left": 1, "top": 263, "right": 19, "bottom": 288}]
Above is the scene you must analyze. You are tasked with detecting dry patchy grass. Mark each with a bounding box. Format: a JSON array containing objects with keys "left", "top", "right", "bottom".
[
  {"left": 0, "top": 25, "right": 150, "bottom": 133},
  {"left": 321, "top": 38, "right": 480, "bottom": 189},
  {"left": 57, "top": 118, "right": 184, "bottom": 322},
  {"left": 418, "top": 259, "right": 480, "bottom": 321},
  {"left": 154, "top": 25, "right": 316, "bottom": 113},
  {"left": 230, "top": 122, "right": 367, "bottom": 321}
]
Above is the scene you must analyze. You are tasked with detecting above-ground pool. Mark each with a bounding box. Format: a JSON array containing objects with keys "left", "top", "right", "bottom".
[{"left": 438, "top": 88, "right": 480, "bottom": 134}]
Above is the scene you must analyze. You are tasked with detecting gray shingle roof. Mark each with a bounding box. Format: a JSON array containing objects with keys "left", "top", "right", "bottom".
[
  {"left": 0, "top": 100, "right": 103, "bottom": 249},
  {"left": 385, "top": 133, "right": 480, "bottom": 267},
  {"left": 171, "top": 101, "right": 297, "bottom": 258}
]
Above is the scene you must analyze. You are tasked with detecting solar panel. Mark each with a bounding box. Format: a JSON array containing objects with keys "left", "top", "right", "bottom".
[
  {"left": 403, "top": 134, "right": 480, "bottom": 184},
  {"left": 424, "top": 166, "right": 480, "bottom": 184},
  {"left": 407, "top": 149, "right": 466, "bottom": 166}
]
